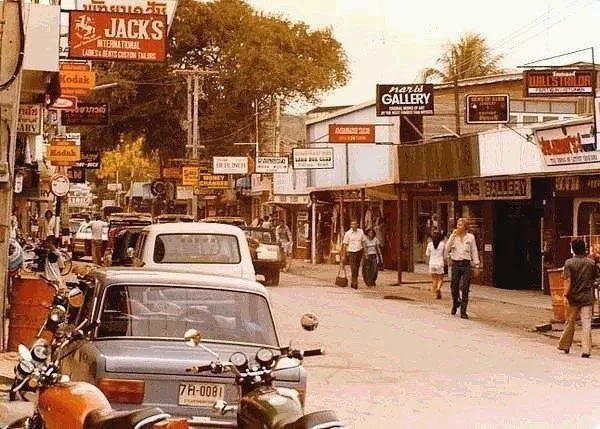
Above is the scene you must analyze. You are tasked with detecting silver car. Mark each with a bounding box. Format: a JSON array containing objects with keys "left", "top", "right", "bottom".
[{"left": 63, "top": 268, "right": 306, "bottom": 428}]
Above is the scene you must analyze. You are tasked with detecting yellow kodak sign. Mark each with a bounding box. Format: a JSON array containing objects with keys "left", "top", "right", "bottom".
[
  {"left": 48, "top": 139, "right": 81, "bottom": 166},
  {"left": 59, "top": 62, "right": 96, "bottom": 97}
]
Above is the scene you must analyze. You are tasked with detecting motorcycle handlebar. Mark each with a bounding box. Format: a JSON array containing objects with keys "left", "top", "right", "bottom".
[
  {"left": 302, "top": 348, "right": 325, "bottom": 357},
  {"left": 186, "top": 364, "right": 214, "bottom": 374}
]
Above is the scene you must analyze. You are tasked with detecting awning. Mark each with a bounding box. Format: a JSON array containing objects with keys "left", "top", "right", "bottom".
[
  {"left": 268, "top": 194, "right": 310, "bottom": 205},
  {"left": 307, "top": 180, "right": 397, "bottom": 201}
]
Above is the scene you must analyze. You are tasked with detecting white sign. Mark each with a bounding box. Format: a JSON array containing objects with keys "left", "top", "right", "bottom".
[
  {"left": 177, "top": 186, "right": 194, "bottom": 200},
  {"left": 292, "top": 148, "right": 334, "bottom": 169},
  {"left": 17, "top": 104, "right": 42, "bottom": 134},
  {"left": 102, "top": 199, "right": 116, "bottom": 208},
  {"left": 51, "top": 174, "right": 71, "bottom": 197},
  {"left": 256, "top": 156, "right": 289, "bottom": 173},
  {"left": 213, "top": 156, "right": 248, "bottom": 174},
  {"left": 69, "top": 195, "right": 92, "bottom": 207},
  {"left": 534, "top": 122, "right": 598, "bottom": 166},
  {"left": 107, "top": 183, "right": 123, "bottom": 192}
]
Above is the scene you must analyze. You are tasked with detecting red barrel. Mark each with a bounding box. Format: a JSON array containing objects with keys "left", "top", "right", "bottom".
[{"left": 7, "top": 277, "right": 54, "bottom": 351}]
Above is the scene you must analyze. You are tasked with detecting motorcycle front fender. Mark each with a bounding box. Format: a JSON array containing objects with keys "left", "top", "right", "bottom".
[{"left": 238, "top": 386, "right": 303, "bottom": 429}]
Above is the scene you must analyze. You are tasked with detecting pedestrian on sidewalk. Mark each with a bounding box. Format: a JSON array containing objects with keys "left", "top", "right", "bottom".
[
  {"left": 362, "top": 228, "right": 382, "bottom": 287},
  {"left": 90, "top": 214, "right": 105, "bottom": 265},
  {"left": 426, "top": 231, "right": 446, "bottom": 299},
  {"left": 374, "top": 217, "right": 387, "bottom": 270},
  {"left": 558, "top": 239, "right": 598, "bottom": 358},
  {"left": 342, "top": 220, "right": 366, "bottom": 289},
  {"left": 444, "top": 218, "right": 480, "bottom": 319}
]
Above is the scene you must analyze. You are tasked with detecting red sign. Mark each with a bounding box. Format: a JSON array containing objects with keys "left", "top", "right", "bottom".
[
  {"left": 524, "top": 69, "right": 595, "bottom": 97},
  {"left": 329, "top": 124, "right": 376, "bottom": 143},
  {"left": 68, "top": 11, "right": 167, "bottom": 62}
]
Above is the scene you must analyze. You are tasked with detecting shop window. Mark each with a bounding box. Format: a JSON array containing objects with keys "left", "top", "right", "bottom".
[
  {"left": 510, "top": 100, "right": 524, "bottom": 112},
  {"left": 522, "top": 115, "right": 539, "bottom": 124},
  {"left": 576, "top": 201, "right": 600, "bottom": 237},
  {"left": 550, "top": 102, "right": 576, "bottom": 114},
  {"left": 525, "top": 101, "right": 551, "bottom": 113},
  {"left": 542, "top": 116, "right": 559, "bottom": 122},
  {"left": 509, "top": 115, "right": 519, "bottom": 125}
]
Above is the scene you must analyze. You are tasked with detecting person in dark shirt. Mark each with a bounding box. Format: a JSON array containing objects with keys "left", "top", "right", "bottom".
[{"left": 558, "top": 239, "right": 599, "bottom": 358}]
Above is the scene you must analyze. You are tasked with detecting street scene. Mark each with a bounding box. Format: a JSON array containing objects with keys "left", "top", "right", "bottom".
[{"left": 2, "top": 0, "right": 600, "bottom": 428}]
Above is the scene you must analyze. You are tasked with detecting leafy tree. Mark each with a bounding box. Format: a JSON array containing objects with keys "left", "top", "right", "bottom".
[{"left": 420, "top": 32, "right": 503, "bottom": 82}]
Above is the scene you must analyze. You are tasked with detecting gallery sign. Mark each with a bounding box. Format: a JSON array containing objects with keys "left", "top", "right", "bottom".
[
  {"left": 328, "top": 124, "right": 375, "bottom": 143},
  {"left": 458, "top": 177, "right": 531, "bottom": 201},
  {"left": 534, "top": 122, "right": 597, "bottom": 166},
  {"left": 465, "top": 94, "right": 509, "bottom": 124},
  {"left": 213, "top": 157, "right": 248, "bottom": 174},
  {"left": 256, "top": 156, "right": 289, "bottom": 173},
  {"left": 68, "top": 11, "right": 167, "bottom": 62},
  {"left": 524, "top": 69, "right": 595, "bottom": 97},
  {"left": 376, "top": 84, "right": 434, "bottom": 116},
  {"left": 292, "top": 148, "right": 334, "bottom": 169},
  {"left": 17, "top": 104, "right": 42, "bottom": 134},
  {"left": 62, "top": 103, "right": 109, "bottom": 126}
]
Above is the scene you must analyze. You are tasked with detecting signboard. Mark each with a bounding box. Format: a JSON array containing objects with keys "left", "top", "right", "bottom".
[
  {"left": 17, "top": 104, "right": 42, "bottom": 134},
  {"left": 48, "top": 139, "right": 81, "bottom": 166},
  {"left": 465, "top": 94, "right": 509, "bottom": 124},
  {"left": 198, "top": 174, "right": 230, "bottom": 188},
  {"left": 67, "top": 167, "right": 86, "bottom": 183},
  {"left": 534, "top": 122, "right": 597, "bottom": 166},
  {"left": 163, "top": 167, "right": 182, "bottom": 181},
  {"left": 75, "top": 151, "right": 101, "bottom": 169},
  {"left": 458, "top": 178, "right": 531, "bottom": 201},
  {"left": 49, "top": 96, "right": 78, "bottom": 111},
  {"left": 68, "top": 11, "right": 167, "bottom": 62},
  {"left": 524, "top": 69, "right": 595, "bottom": 97},
  {"left": 182, "top": 166, "right": 199, "bottom": 186},
  {"left": 102, "top": 199, "right": 116, "bottom": 208},
  {"left": 376, "top": 84, "right": 434, "bottom": 116},
  {"left": 51, "top": 174, "right": 71, "bottom": 197},
  {"left": 69, "top": 195, "right": 93, "bottom": 208},
  {"left": 107, "top": 183, "right": 122, "bottom": 191},
  {"left": 59, "top": 62, "right": 96, "bottom": 96},
  {"left": 74, "top": 0, "right": 178, "bottom": 29},
  {"left": 62, "top": 103, "right": 110, "bottom": 126},
  {"left": 176, "top": 185, "right": 194, "bottom": 200},
  {"left": 328, "top": 124, "right": 375, "bottom": 143},
  {"left": 292, "top": 148, "right": 334, "bottom": 169},
  {"left": 213, "top": 156, "right": 248, "bottom": 174},
  {"left": 256, "top": 156, "right": 289, "bottom": 173}
]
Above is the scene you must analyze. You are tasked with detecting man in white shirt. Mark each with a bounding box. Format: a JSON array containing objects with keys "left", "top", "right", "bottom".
[
  {"left": 444, "top": 218, "right": 480, "bottom": 319},
  {"left": 342, "top": 220, "right": 367, "bottom": 289},
  {"left": 90, "top": 214, "right": 105, "bottom": 265},
  {"left": 40, "top": 209, "right": 60, "bottom": 240}
]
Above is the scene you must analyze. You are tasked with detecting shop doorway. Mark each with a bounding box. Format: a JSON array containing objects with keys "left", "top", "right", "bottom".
[
  {"left": 493, "top": 201, "right": 541, "bottom": 290},
  {"left": 412, "top": 197, "right": 454, "bottom": 273}
]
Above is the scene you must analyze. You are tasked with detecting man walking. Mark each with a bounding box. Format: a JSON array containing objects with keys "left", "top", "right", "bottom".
[
  {"left": 444, "top": 218, "right": 480, "bottom": 319},
  {"left": 90, "top": 214, "right": 104, "bottom": 265},
  {"left": 342, "top": 220, "right": 366, "bottom": 289},
  {"left": 558, "top": 239, "right": 598, "bottom": 358}
]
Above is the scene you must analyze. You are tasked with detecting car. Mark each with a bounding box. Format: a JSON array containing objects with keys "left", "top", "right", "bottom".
[
  {"left": 199, "top": 216, "right": 247, "bottom": 228},
  {"left": 62, "top": 268, "right": 306, "bottom": 428},
  {"left": 155, "top": 214, "right": 195, "bottom": 224},
  {"left": 133, "top": 223, "right": 256, "bottom": 281},
  {"left": 242, "top": 227, "right": 285, "bottom": 286},
  {"left": 104, "top": 213, "right": 154, "bottom": 267},
  {"left": 72, "top": 221, "right": 108, "bottom": 260}
]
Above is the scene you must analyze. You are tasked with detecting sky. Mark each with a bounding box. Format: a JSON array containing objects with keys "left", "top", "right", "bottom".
[{"left": 247, "top": 0, "right": 600, "bottom": 107}]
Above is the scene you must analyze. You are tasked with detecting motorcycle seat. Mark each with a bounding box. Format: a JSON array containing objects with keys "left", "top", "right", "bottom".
[
  {"left": 284, "top": 410, "right": 344, "bottom": 429},
  {"left": 84, "top": 407, "right": 169, "bottom": 429}
]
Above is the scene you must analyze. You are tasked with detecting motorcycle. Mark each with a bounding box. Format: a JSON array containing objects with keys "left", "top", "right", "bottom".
[
  {"left": 21, "top": 239, "right": 72, "bottom": 276},
  {"left": 183, "top": 313, "right": 346, "bottom": 429}
]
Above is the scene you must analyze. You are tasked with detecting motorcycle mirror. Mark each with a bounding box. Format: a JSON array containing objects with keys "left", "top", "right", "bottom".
[
  {"left": 300, "top": 313, "right": 319, "bottom": 331},
  {"left": 17, "top": 344, "right": 32, "bottom": 362},
  {"left": 184, "top": 329, "right": 202, "bottom": 347},
  {"left": 68, "top": 287, "right": 85, "bottom": 308}
]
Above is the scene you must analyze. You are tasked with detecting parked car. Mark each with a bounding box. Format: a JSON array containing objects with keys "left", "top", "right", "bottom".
[
  {"left": 199, "top": 216, "right": 247, "bottom": 228},
  {"left": 72, "top": 221, "right": 108, "bottom": 260},
  {"left": 242, "top": 227, "right": 285, "bottom": 286},
  {"left": 155, "top": 213, "right": 195, "bottom": 223},
  {"left": 62, "top": 268, "right": 305, "bottom": 428},
  {"left": 104, "top": 213, "right": 153, "bottom": 267},
  {"left": 133, "top": 223, "right": 256, "bottom": 281}
]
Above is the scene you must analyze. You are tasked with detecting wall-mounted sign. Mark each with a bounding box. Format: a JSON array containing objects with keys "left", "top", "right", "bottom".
[
  {"left": 534, "top": 122, "right": 597, "bottom": 166},
  {"left": 458, "top": 177, "right": 531, "bottom": 201},
  {"left": 74, "top": 151, "right": 100, "bottom": 169},
  {"left": 292, "top": 148, "right": 334, "bottom": 169},
  {"left": 524, "top": 69, "right": 595, "bottom": 97},
  {"left": 376, "top": 84, "right": 434, "bottom": 116},
  {"left": 59, "top": 61, "right": 96, "bottom": 97},
  {"left": 67, "top": 167, "right": 86, "bottom": 183},
  {"left": 17, "top": 104, "right": 42, "bottom": 134},
  {"left": 48, "top": 139, "right": 81, "bottom": 166},
  {"left": 68, "top": 11, "right": 167, "bottom": 62},
  {"left": 51, "top": 174, "right": 71, "bottom": 197},
  {"left": 62, "top": 103, "right": 109, "bottom": 126},
  {"left": 256, "top": 156, "right": 289, "bottom": 173},
  {"left": 554, "top": 175, "right": 600, "bottom": 194},
  {"left": 176, "top": 185, "right": 194, "bottom": 200},
  {"left": 49, "top": 96, "right": 78, "bottom": 111},
  {"left": 182, "top": 166, "right": 199, "bottom": 186},
  {"left": 213, "top": 156, "right": 248, "bottom": 174},
  {"left": 328, "top": 124, "right": 375, "bottom": 143},
  {"left": 198, "top": 174, "right": 230, "bottom": 188},
  {"left": 465, "top": 94, "right": 509, "bottom": 124}
]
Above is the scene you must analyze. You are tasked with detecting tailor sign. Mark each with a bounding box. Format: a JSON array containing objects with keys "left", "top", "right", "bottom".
[
  {"left": 68, "top": 11, "right": 167, "bottom": 62},
  {"left": 524, "top": 69, "right": 595, "bottom": 97},
  {"left": 376, "top": 84, "right": 434, "bottom": 116},
  {"left": 534, "top": 122, "right": 598, "bottom": 166}
]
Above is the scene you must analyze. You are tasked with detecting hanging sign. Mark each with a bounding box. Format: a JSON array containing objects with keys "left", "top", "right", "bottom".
[
  {"left": 328, "top": 124, "right": 375, "bottom": 143},
  {"left": 524, "top": 69, "right": 595, "bottom": 97},
  {"left": 68, "top": 11, "right": 168, "bottom": 62},
  {"left": 49, "top": 96, "right": 78, "bottom": 111},
  {"left": 198, "top": 174, "right": 230, "bottom": 188},
  {"left": 213, "top": 156, "right": 248, "bottom": 174},
  {"left": 292, "top": 148, "right": 334, "bottom": 169},
  {"left": 376, "top": 84, "right": 434, "bottom": 116},
  {"left": 67, "top": 167, "right": 86, "bottom": 183},
  {"left": 62, "top": 103, "right": 110, "bottom": 126},
  {"left": 534, "top": 122, "right": 597, "bottom": 166},
  {"left": 176, "top": 185, "right": 194, "bottom": 200},
  {"left": 465, "top": 94, "right": 509, "bottom": 124},
  {"left": 17, "top": 104, "right": 42, "bottom": 134},
  {"left": 48, "top": 139, "right": 81, "bottom": 166},
  {"left": 256, "top": 156, "right": 289, "bottom": 173},
  {"left": 51, "top": 174, "right": 71, "bottom": 197},
  {"left": 74, "top": 0, "right": 178, "bottom": 30},
  {"left": 74, "top": 151, "right": 101, "bottom": 169},
  {"left": 182, "top": 166, "right": 200, "bottom": 186},
  {"left": 59, "top": 62, "right": 96, "bottom": 96}
]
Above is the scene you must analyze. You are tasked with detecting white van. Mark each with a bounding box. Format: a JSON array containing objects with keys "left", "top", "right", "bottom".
[{"left": 133, "top": 223, "right": 256, "bottom": 281}]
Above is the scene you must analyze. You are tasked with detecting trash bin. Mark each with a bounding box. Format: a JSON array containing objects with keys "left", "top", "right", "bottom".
[{"left": 547, "top": 267, "right": 566, "bottom": 323}]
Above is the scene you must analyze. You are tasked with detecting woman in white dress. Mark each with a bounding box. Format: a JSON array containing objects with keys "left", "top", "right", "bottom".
[{"left": 426, "top": 231, "right": 446, "bottom": 299}]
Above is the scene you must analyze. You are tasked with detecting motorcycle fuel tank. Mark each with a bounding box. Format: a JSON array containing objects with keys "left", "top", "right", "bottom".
[
  {"left": 38, "top": 381, "right": 111, "bottom": 429},
  {"left": 238, "top": 385, "right": 303, "bottom": 429}
]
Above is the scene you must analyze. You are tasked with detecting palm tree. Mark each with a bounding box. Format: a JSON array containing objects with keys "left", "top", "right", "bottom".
[{"left": 420, "top": 32, "right": 503, "bottom": 83}]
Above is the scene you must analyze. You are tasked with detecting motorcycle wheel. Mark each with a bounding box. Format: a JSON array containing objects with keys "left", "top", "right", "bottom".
[{"left": 60, "top": 250, "right": 72, "bottom": 276}]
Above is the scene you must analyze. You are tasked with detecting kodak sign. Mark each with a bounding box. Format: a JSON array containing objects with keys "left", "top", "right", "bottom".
[{"left": 59, "top": 62, "right": 96, "bottom": 97}]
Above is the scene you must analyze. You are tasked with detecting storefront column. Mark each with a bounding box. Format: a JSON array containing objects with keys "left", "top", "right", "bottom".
[{"left": 311, "top": 194, "right": 317, "bottom": 265}]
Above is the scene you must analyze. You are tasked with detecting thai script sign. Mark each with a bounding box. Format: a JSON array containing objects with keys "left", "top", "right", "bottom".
[
  {"left": 376, "top": 84, "right": 434, "bottom": 116},
  {"left": 62, "top": 103, "right": 109, "bottom": 126},
  {"left": 59, "top": 62, "right": 96, "bottom": 97},
  {"left": 524, "top": 69, "right": 595, "bottom": 97},
  {"left": 292, "top": 148, "right": 334, "bottom": 169},
  {"left": 198, "top": 174, "right": 230, "bottom": 188},
  {"left": 256, "top": 156, "right": 289, "bottom": 173},
  {"left": 328, "top": 124, "right": 375, "bottom": 143},
  {"left": 458, "top": 178, "right": 531, "bottom": 201},
  {"left": 74, "top": 0, "right": 177, "bottom": 29},
  {"left": 213, "top": 157, "right": 248, "bottom": 174},
  {"left": 48, "top": 139, "right": 81, "bottom": 166},
  {"left": 68, "top": 11, "right": 167, "bottom": 62},
  {"left": 534, "top": 122, "right": 597, "bottom": 166},
  {"left": 465, "top": 94, "right": 509, "bottom": 124},
  {"left": 17, "top": 104, "right": 42, "bottom": 134}
]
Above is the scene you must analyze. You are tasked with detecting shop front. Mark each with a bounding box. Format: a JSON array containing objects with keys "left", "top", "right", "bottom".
[{"left": 267, "top": 194, "right": 311, "bottom": 260}]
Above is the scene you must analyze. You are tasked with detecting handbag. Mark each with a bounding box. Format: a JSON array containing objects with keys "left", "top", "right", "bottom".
[{"left": 335, "top": 264, "right": 348, "bottom": 287}]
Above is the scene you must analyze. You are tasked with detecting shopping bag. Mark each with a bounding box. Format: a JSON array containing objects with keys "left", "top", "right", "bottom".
[{"left": 335, "top": 264, "right": 348, "bottom": 287}]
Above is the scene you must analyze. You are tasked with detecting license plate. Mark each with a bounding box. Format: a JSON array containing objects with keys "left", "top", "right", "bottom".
[{"left": 178, "top": 383, "right": 225, "bottom": 407}]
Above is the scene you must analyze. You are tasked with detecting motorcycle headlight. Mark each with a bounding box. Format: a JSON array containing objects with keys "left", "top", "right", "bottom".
[
  {"left": 16, "top": 360, "right": 35, "bottom": 378},
  {"left": 31, "top": 343, "right": 49, "bottom": 363},
  {"left": 48, "top": 305, "right": 67, "bottom": 324},
  {"left": 229, "top": 352, "right": 248, "bottom": 369},
  {"left": 255, "top": 348, "right": 275, "bottom": 367}
]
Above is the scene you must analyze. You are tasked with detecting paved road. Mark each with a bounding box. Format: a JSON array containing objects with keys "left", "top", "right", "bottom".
[{"left": 272, "top": 272, "right": 600, "bottom": 429}]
